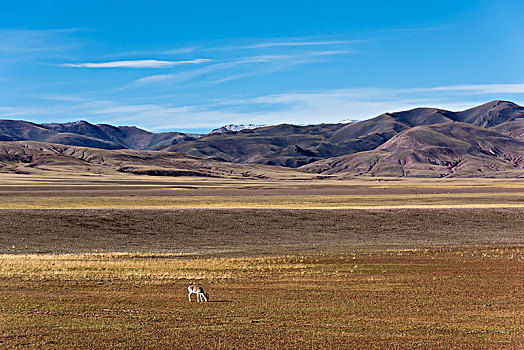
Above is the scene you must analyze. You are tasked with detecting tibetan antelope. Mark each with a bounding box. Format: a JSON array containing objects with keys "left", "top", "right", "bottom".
[{"left": 188, "top": 285, "right": 209, "bottom": 302}]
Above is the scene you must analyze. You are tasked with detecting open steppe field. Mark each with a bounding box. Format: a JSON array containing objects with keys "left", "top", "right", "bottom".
[
  {"left": 1, "top": 174, "right": 523, "bottom": 348},
  {"left": 1, "top": 172, "right": 524, "bottom": 209}
]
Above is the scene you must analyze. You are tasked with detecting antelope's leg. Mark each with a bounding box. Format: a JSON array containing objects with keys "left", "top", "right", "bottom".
[{"left": 188, "top": 292, "right": 192, "bottom": 302}]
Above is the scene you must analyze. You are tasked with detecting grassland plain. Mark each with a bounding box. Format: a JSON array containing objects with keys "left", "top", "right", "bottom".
[
  {"left": 1, "top": 173, "right": 524, "bottom": 210},
  {"left": 0, "top": 249, "right": 523, "bottom": 349},
  {"left": 1, "top": 173, "right": 524, "bottom": 348}
]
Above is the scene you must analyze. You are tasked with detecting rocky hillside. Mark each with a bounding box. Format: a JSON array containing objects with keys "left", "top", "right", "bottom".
[{"left": 302, "top": 122, "right": 524, "bottom": 177}]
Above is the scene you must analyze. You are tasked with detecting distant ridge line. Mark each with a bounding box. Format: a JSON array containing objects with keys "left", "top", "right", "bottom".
[{"left": 1, "top": 100, "right": 524, "bottom": 177}]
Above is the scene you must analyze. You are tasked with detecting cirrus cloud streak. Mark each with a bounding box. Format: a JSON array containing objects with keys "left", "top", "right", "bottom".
[{"left": 62, "top": 58, "right": 211, "bottom": 68}]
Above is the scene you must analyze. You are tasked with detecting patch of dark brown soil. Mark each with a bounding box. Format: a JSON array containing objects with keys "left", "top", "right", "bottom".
[{"left": 1, "top": 209, "right": 523, "bottom": 254}]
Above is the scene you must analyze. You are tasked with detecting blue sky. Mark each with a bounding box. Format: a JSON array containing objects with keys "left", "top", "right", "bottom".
[{"left": 1, "top": 0, "right": 524, "bottom": 133}]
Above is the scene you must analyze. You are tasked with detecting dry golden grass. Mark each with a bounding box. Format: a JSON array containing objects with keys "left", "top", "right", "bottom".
[
  {"left": 1, "top": 193, "right": 524, "bottom": 209},
  {"left": 1, "top": 247, "right": 523, "bottom": 281},
  {"left": 0, "top": 253, "right": 333, "bottom": 282},
  {"left": 1, "top": 248, "right": 523, "bottom": 349}
]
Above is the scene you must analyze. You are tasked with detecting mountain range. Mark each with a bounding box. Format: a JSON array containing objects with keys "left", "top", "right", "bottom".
[{"left": 1, "top": 100, "right": 524, "bottom": 177}]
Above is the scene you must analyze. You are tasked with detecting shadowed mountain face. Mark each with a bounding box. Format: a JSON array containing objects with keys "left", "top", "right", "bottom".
[
  {"left": 42, "top": 121, "right": 197, "bottom": 149},
  {"left": 454, "top": 100, "right": 524, "bottom": 127},
  {"left": 163, "top": 122, "right": 403, "bottom": 167},
  {"left": 302, "top": 122, "right": 524, "bottom": 177},
  {"left": 163, "top": 100, "right": 524, "bottom": 172},
  {"left": 162, "top": 123, "right": 383, "bottom": 168},
  {"left": 1, "top": 100, "right": 524, "bottom": 177}
]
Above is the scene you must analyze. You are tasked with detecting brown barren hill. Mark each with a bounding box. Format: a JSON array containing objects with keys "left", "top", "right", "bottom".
[
  {"left": 301, "top": 122, "right": 524, "bottom": 177},
  {"left": 162, "top": 100, "right": 524, "bottom": 169},
  {"left": 0, "top": 141, "right": 309, "bottom": 179}
]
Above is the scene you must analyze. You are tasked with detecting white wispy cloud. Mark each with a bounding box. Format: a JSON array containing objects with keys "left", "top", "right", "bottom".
[
  {"left": 0, "top": 28, "right": 85, "bottom": 59},
  {"left": 3, "top": 83, "right": 523, "bottom": 132},
  {"left": 62, "top": 58, "right": 211, "bottom": 68},
  {"left": 207, "top": 38, "right": 364, "bottom": 52},
  {"left": 131, "top": 56, "right": 278, "bottom": 86},
  {"left": 37, "top": 93, "right": 88, "bottom": 102},
  {"left": 198, "top": 83, "right": 524, "bottom": 127},
  {"left": 307, "top": 50, "right": 354, "bottom": 56},
  {"left": 245, "top": 39, "right": 362, "bottom": 49},
  {"left": 161, "top": 47, "right": 202, "bottom": 55},
  {"left": 422, "top": 84, "right": 524, "bottom": 94},
  {"left": 131, "top": 50, "right": 349, "bottom": 87}
]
